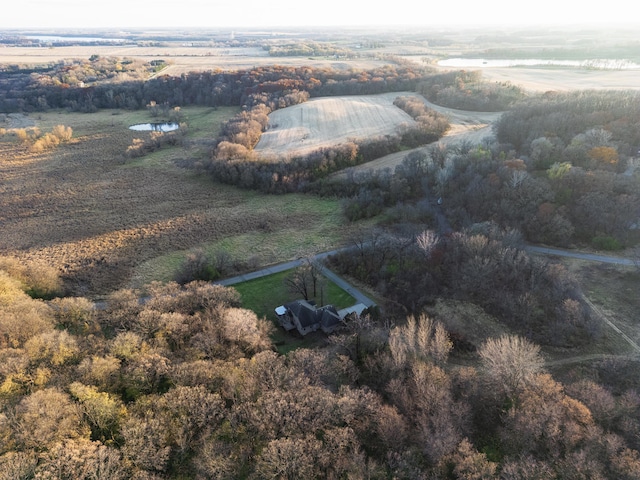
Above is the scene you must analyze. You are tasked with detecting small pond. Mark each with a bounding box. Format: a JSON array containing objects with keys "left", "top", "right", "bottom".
[{"left": 129, "top": 123, "right": 180, "bottom": 132}]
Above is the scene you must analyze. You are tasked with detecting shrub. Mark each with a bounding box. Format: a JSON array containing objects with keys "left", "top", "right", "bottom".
[
  {"left": 174, "top": 249, "right": 219, "bottom": 284},
  {"left": 0, "top": 256, "right": 62, "bottom": 299},
  {"left": 51, "top": 124, "right": 73, "bottom": 142},
  {"left": 591, "top": 235, "right": 622, "bottom": 251}
]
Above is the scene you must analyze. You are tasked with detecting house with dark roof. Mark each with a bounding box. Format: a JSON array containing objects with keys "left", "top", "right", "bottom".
[{"left": 275, "top": 299, "right": 343, "bottom": 336}]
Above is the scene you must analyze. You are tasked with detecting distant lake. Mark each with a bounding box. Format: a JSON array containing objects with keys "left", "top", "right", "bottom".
[
  {"left": 129, "top": 123, "right": 180, "bottom": 132},
  {"left": 25, "top": 35, "right": 126, "bottom": 43},
  {"left": 438, "top": 58, "right": 640, "bottom": 69}
]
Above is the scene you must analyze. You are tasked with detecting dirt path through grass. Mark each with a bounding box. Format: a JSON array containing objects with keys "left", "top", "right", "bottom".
[{"left": 333, "top": 99, "right": 502, "bottom": 176}]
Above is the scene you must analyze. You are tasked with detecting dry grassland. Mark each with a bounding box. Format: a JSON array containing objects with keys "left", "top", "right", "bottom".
[
  {"left": 0, "top": 44, "right": 388, "bottom": 74},
  {"left": 0, "top": 107, "right": 358, "bottom": 297},
  {"left": 477, "top": 66, "right": 640, "bottom": 92},
  {"left": 255, "top": 92, "right": 418, "bottom": 158}
]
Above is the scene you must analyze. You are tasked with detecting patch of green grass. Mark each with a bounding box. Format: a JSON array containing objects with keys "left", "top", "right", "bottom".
[
  {"left": 122, "top": 147, "right": 179, "bottom": 168},
  {"left": 130, "top": 192, "right": 361, "bottom": 289},
  {"left": 31, "top": 106, "right": 238, "bottom": 139},
  {"left": 232, "top": 268, "right": 355, "bottom": 355},
  {"left": 232, "top": 269, "right": 356, "bottom": 321},
  {"left": 182, "top": 106, "right": 240, "bottom": 139}
]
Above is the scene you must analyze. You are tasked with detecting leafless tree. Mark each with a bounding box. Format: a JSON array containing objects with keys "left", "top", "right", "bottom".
[
  {"left": 478, "top": 334, "right": 545, "bottom": 400},
  {"left": 416, "top": 230, "right": 440, "bottom": 258},
  {"left": 389, "top": 314, "right": 452, "bottom": 368},
  {"left": 632, "top": 246, "right": 640, "bottom": 273},
  {"left": 284, "top": 258, "right": 324, "bottom": 302}
]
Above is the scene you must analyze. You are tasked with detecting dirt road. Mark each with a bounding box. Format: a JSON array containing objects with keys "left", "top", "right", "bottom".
[{"left": 335, "top": 99, "right": 502, "bottom": 176}]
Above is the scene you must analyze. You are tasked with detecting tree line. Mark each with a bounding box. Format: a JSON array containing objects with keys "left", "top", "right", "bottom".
[
  {"left": 205, "top": 90, "right": 450, "bottom": 194},
  {"left": 0, "top": 61, "right": 434, "bottom": 113}
]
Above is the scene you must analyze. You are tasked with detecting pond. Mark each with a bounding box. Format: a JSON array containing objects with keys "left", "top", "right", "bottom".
[
  {"left": 129, "top": 123, "right": 180, "bottom": 132},
  {"left": 438, "top": 58, "right": 640, "bottom": 69}
]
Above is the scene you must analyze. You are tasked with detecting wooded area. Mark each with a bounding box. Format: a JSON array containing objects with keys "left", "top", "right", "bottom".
[
  {"left": 0, "top": 60, "right": 431, "bottom": 112},
  {"left": 2, "top": 260, "right": 640, "bottom": 479},
  {"left": 1, "top": 45, "right": 639, "bottom": 478}
]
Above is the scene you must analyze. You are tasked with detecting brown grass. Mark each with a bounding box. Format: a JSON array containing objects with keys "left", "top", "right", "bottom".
[
  {"left": 572, "top": 261, "right": 640, "bottom": 347},
  {"left": 0, "top": 44, "right": 389, "bottom": 74},
  {"left": 0, "top": 107, "right": 358, "bottom": 298}
]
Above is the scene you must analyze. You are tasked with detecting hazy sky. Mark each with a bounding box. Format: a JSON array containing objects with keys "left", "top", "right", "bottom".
[{"left": 2, "top": 0, "right": 638, "bottom": 29}]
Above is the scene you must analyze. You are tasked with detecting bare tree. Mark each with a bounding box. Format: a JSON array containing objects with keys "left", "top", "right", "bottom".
[
  {"left": 509, "top": 169, "right": 529, "bottom": 188},
  {"left": 284, "top": 258, "right": 324, "bottom": 302},
  {"left": 478, "top": 334, "right": 544, "bottom": 400},
  {"left": 632, "top": 246, "right": 640, "bottom": 273},
  {"left": 389, "top": 314, "right": 452, "bottom": 368},
  {"left": 416, "top": 230, "right": 439, "bottom": 257}
]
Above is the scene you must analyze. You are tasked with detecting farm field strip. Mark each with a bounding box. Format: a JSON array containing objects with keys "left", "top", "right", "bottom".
[
  {"left": 0, "top": 45, "right": 388, "bottom": 74},
  {"left": 254, "top": 92, "right": 418, "bottom": 158}
]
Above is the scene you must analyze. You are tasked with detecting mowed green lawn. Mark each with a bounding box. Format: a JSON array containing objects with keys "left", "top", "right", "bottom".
[
  {"left": 232, "top": 269, "right": 356, "bottom": 321},
  {"left": 231, "top": 268, "right": 356, "bottom": 353}
]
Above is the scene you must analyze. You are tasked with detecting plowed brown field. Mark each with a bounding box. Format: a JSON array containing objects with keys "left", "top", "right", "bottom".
[{"left": 254, "top": 92, "right": 417, "bottom": 158}]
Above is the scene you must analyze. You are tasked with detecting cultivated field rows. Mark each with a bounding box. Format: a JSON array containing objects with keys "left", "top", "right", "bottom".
[{"left": 255, "top": 92, "right": 417, "bottom": 158}]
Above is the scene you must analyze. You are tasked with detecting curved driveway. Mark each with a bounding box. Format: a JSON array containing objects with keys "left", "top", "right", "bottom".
[
  {"left": 214, "top": 249, "right": 376, "bottom": 308},
  {"left": 215, "top": 242, "right": 632, "bottom": 311}
]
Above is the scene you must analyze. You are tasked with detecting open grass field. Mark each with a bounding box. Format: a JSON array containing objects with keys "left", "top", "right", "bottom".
[
  {"left": 0, "top": 106, "right": 365, "bottom": 298},
  {"left": 0, "top": 44, "right": 389, "bottom": 74},
  {"left": 255, "top": 92, "right": 417, "bottom": 158}
]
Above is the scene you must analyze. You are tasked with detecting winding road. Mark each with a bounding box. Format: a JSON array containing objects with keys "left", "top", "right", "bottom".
[{"left": 525, "top": 245, "right": 635, "bottom": 266}]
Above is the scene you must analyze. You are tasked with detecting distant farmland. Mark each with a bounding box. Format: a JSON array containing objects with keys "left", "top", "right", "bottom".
[{"left": 254, "top": 92, "right": 419, "bottom": 158}]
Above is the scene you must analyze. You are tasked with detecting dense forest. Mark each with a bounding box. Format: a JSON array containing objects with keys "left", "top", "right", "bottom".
[
  {"left": 0, "top": 58, "right": 434, "bottom": 112},
  {"left": 2, "top": 257, "right": 640, "bottom": 479}
]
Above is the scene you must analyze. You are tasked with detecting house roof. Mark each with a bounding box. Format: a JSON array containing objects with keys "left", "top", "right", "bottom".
[
  {"left": 284, "top": 300, "right": 342, "bottom": 330},
  {"left": 337, "top": 303, "right": 367, "bottom": 319},
  {"left": 284, "top": 300, "right": 318, "bottom": 328},
  {"left": 319, "top": 306, "right": 341, "bottom": 329}
]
